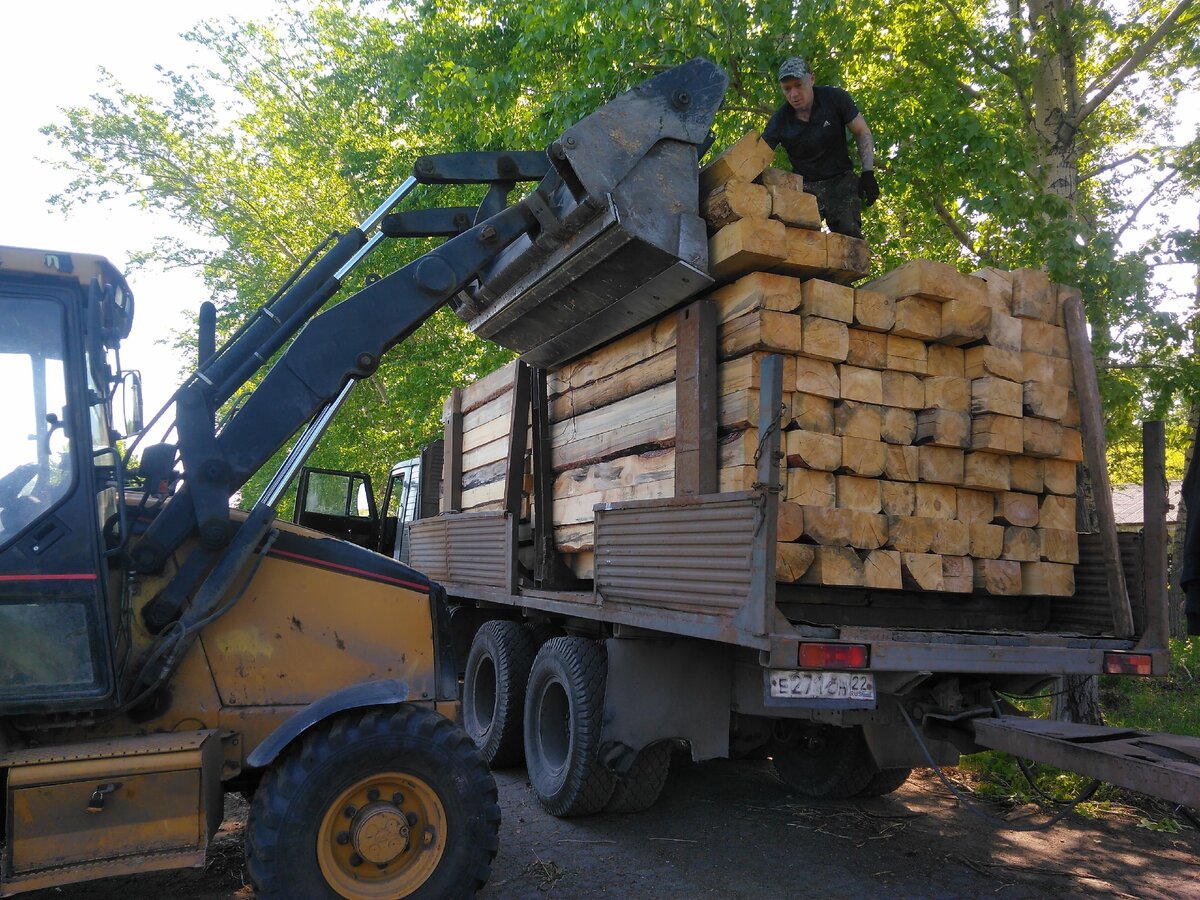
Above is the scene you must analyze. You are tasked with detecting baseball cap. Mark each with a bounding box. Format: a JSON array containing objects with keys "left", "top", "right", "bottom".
[{"left": 778, "top": 56, "right": 811, "bottom": 81}]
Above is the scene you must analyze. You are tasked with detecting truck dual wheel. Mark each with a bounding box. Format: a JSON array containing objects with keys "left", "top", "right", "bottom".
[
  {"left": 523, "top": 636, "right": 616, "bottom": 816},
  {"left": 603, "top": 741, "right": 672, "bottom": 813},
  {"left": 854, "top": 767, "right": 913, "bottom": 797},
  {"left": 771, "top": 723, "right": 877, "bottom": 799},
  {"left": 245, "top": 704, "right": 500, "bottom": 899},
  {"left": 463, "top": 620, "right": 536, "bottom": 767}
]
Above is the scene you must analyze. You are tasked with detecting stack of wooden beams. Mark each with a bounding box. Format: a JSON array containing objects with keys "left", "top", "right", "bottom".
[
  {"left": 442, "top": 362, "right": 529, "bottom": 514},
  {"left": 443, "top": 131, "right": 1085, "bottom": 597}
]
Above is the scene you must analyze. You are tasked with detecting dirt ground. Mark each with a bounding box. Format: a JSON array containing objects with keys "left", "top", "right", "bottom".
[{"left": 24, "top": 759, "right": 1200, "bottom": 899}]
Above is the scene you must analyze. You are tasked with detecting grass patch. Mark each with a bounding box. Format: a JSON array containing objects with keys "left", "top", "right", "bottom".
[{"left": 955, "top": 638, "right": 1200, "bottom": 823}]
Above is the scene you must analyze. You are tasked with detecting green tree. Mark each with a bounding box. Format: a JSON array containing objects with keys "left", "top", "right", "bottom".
[{"left": 43, "top": 0, "right": 1198, "bottom": 503}]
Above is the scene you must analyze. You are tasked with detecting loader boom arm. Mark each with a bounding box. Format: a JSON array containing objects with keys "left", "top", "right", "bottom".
[{"left": 128, "top": 58, "right": 730, "bottom": 592}]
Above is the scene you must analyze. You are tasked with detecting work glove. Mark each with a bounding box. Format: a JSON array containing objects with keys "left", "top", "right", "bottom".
[{"left": 859, "top": 170, "right": 880, "bottom": 207}]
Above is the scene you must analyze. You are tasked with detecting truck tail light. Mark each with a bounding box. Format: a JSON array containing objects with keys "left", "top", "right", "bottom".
[
  {"left": 1103, "top": 652, "right": 1152, "bottom": 676},
  {"left": 798, "top": 643, "right": 869, "bottom": 669}
]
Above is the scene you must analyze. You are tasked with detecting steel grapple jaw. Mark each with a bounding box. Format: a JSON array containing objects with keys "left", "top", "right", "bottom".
[{"left": 453, "top": 58, "right": 730, "bottom": 368}]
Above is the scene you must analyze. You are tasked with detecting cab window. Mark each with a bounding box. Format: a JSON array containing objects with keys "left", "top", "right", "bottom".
[{"left": 0, "top": 298, "right": 73, "bottom": 543}]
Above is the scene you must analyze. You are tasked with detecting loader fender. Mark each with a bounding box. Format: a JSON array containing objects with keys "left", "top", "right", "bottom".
[{"left": 245, "top": 678, "right": 409, "bottom": 768}]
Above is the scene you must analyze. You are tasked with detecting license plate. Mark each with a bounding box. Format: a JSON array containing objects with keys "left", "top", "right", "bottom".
[{"left": 769, "top": 670, "right": 876, "bottom": 701}]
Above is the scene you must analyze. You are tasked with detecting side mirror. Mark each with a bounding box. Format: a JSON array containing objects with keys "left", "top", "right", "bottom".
[{"left": 118, "top": 370, "right": 144, "bottom": 436}]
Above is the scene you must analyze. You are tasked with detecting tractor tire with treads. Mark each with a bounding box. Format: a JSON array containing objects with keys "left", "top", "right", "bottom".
[
  {"left": 854, "top": 767, "right": 913, "bottom": 797},
  {"left": 603, "top": 741, "right": 672, "bottom": 813},
  {"left": 463, "top": 620, "right": 536, "bottom": 767},
  {"left": 246, "top": 704, "right": 499, "bottom": 899},
  {"left": 771, "top": 723, "right": 877, "bottom": 800},
  {"left": 524, "top": 636, "right": 615, "bottom": 816}
]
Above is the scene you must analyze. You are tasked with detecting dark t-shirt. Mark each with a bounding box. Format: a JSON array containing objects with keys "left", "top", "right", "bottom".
[{"left": 762, "top": 86, "right": 860, "bottom": 181}]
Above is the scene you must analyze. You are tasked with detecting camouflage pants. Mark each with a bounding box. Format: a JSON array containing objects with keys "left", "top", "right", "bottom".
[{"left": 803, "top": 170, "right": 862, "bottom": 239}]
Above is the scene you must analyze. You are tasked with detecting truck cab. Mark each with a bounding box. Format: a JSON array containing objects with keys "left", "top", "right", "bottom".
[{"left": 291, "top": 440, "right": 442, "bottom": 562}]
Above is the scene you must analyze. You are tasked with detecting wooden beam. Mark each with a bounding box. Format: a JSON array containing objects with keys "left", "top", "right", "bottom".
[
  {"left": 675, "top": 300, "right": 718, "bottom": 496},
  {"left": 442, "top": 387, "right": 463, "bottom": 512}
]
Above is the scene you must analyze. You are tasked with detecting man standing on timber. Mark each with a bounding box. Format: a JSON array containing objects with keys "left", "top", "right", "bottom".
[{"left": 763, "top": 56, "right": 878, "bottom": 239}]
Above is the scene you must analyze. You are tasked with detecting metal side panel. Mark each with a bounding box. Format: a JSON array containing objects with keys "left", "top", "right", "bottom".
[
  {"left": 593, "top": 494, "right": 764, "bottom": 645},
  {"left": 445, "top": 512, "right": 511, "bottom": 589},
  {"left": 408, "top": 517, "right": 449, "bottom": 582},
  {"left": 972, "top": 715, "right": 1200, "bottom": 808},
  {"left": 2, "top": 730, "right": 222, "bottom": 895}
]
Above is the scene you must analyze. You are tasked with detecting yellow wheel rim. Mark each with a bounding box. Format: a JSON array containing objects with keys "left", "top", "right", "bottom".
[{"left": 316, "top": 771, "right": 448, "bottom": 899}]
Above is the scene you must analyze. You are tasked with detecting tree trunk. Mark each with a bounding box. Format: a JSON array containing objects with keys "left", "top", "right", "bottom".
[
  {"left": 1167, "top": 208, "right": 1200, "bottom": 638},
  {"left": 1029, "top": 0, "right": 1106, "bottom": 724},
  {"left": 1051, "top": 674, "right": 1106, "bottom": 723}
]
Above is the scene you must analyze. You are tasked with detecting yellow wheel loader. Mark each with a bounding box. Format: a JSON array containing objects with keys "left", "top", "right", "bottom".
[{"left": 0, "top": 59, "right": 729, "bottom": 897}]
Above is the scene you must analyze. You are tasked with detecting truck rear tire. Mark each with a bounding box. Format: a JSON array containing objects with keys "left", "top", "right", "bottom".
[
  {"left": 463, "top": 620, "right": 536, "bottom": 767},
  {"left": 524, "top": 636, "right": 615, "bottom": 816},
  {"left": 245, "top": 704, "right": 499, "bottom": 899},
  {"left": 771, "top": 723, "right": 876, "bottom": 799},
  {"left": 855, "top": 767, "right": 912, "bottom": 797},
  {"left": 603, "top": 741, "right": 671, "bottom": 813}
]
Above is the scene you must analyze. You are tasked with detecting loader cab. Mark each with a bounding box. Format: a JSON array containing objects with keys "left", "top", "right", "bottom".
[
  {"left": 0, "top": 247, "right": 140, "bottom": 715},
  {"left": 292, "top": 439, "right": 443, "bottom": 562}
]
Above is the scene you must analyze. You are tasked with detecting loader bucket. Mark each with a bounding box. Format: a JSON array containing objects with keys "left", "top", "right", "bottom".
[{"left": 452, "top": 58, "right": 729, "bottom": 368}]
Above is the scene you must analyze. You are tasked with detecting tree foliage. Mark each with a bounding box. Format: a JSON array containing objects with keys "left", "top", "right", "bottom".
[{"left": 43, "top": 0, "right": 1200, "bottom": 503}]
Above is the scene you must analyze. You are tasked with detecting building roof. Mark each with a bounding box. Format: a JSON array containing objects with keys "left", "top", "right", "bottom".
[{"left": 1111, "top": 480, "right": 1182, "bottom": 526}]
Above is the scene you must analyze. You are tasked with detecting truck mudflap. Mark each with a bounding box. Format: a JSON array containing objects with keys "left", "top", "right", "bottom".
[{"left": 970, "top": 714, "right": 1200, "bottom": 808}]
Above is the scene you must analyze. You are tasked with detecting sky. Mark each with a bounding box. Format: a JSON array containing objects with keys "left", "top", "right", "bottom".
[{"left": 0, "top": 1, "right": 279, "bottom": 422}]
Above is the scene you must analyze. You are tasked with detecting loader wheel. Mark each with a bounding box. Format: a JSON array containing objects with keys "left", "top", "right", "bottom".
[
  {"left": 771, "top": 723, "right": 876, "bottom": 799},
  {"left": 603, "top": 741, "right": 671, "bottom": 813},
  {"left": 524, "top": 636, "right": 615, "bottom": 816},
  {"left": 854, "top": 767, "right": 913, "bottom": 798},
  {"left": 246, "top": 705, "right": 499, "bottom": 899},
  {"left": 463, "top": 620, "right": 536, "bottom": 767}
]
